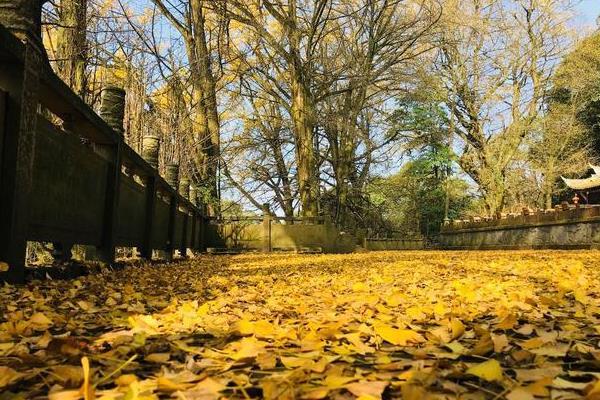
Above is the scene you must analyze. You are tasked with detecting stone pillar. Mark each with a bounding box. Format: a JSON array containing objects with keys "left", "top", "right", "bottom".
[
  {"left": 95, "top": 86, "right": 126, "bottom": 263},
  {"left": 0, "top": 1, "right": 47, "bottom": 56},
  {"left": 163, "top": 163, "right": 179, "bottom": 261},
  {"left": 99, "top": 86, "right": 125, "bottom": 136},
  {"left": 178, "top": 177, "right": 191, "bottom": 256},
  {"left": 262, "top": 203, "right": 272, "bottom": 253},
  {"left": 140, "top": 137, "right": 159, "bottom": 259},
  {"left": 165, "top": 163, "right": 179, "bottom": 189},
  {"left": 0, "top": 2, "right": 47, "bottom": 282},
  {"left": 142, "top": 135, "right": 160, "bottom": 170}
]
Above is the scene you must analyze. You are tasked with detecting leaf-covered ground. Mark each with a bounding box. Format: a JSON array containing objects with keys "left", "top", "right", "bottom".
[{"left": 2, "top": 251, "right": 600, "bottom": 399}]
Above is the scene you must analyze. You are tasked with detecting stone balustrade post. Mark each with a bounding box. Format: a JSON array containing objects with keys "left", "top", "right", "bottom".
[
  {"left": 0, "top": 0, "right": 50, "bottom": 282},
  {"left": 163, "top": 163, "right": 179, "bottom": 260},
  {"left": 262, "top": 203, "right": 272, "bottom": 253},
  {"left": 93, "top": 85, "right": 126, "bottom": 264},
  {"left": 99, "top": 86, "right": 125, "bottom": 137},
  {"left": 140, "top": 135, "right": 160, "bottom": 259},
  {"left": 142, "top": 135, "right": 160, "bottom": 170},
  {"left": 165, "top": 163, "right": 179, "bottom": 189}
]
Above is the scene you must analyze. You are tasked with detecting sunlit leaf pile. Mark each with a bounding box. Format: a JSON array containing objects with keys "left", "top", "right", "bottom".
[{"left": 2, "top": 251, "right": 600, "bottom": 399}]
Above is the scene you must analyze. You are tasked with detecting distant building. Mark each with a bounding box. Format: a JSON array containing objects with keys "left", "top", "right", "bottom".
[{"left": 562, "top": 165, "right": 600, "bottom": 203}]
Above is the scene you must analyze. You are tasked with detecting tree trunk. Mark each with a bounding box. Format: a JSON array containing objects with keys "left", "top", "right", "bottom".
[
  {"left": 56, "top": 0, "right": 87, "bottom": 98},
  {"left": 291, "top": 77, "right": 317, "bottom": 217},
  {"left": 269, "top": 136, "right": 295, "bottom": 218},
  {"left": 185, "top": 0, "right": 220, "bottom": 215},
  {"left": 195, "top": 0, "right": 220, "bottom": 213}
]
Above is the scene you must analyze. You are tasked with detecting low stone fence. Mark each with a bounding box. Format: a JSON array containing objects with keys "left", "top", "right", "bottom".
[
  {"left": 363, "top": 238, "right": 425, "bottom": 251},
  {"left": 439, "top": 205, "right": 600, "bottom": 249},
  {"left": 205, "top": 216, "right": 357, "bottom": 253}
]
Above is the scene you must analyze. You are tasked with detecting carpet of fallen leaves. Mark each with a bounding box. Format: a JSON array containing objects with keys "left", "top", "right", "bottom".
[{"left": 2, "top": 251, "right": 600, "bottom": 399}]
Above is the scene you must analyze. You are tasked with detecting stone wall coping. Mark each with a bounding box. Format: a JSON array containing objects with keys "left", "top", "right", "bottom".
[
  {"left": 440, "top": 205, "right": 600, "bottom": 234},
  {"left": 365, "top": 238, "right": 424, "bottom": 242}
]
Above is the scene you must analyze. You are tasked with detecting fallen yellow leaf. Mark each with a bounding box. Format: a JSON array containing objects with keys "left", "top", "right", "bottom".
[
  {"left": 466, "top": 359, "right": 503, "bottom": 382},
  {"left": 450, "top": 318, "right": 465, "bottom": 340},
  {"left": 235, "top": 318, "right": 255, "bottom": 336},
  {"left": 145, "top": 353, "right": 170, "bottom": 363},
  {"left": 80, "top": 356, "right": 93, "bottom": 400},
  {"left": 497, "top": 313, "right": 517, "bottom": 330},
  {"left": 346, "top": 381, "right": 388, "bottom": 400},
  {"left": 0, "top": 366, "right": 25, "bottom": 388},
  {"left": 29, "top": 312, "right": 53, "bottom": 330},
  {"left": 373, "top": 323, "right": 425, "bottom": 346},
  {"left": 254, "top": 320, "right": 276, "bottom": 337}
]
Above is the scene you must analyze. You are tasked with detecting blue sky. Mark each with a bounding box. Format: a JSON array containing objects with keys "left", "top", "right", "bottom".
[{"left": 577, "top": 0, "right": 600, "bottom": 27}]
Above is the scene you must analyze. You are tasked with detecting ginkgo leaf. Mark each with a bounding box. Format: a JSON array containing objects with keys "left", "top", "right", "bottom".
[
  {"left": 145, "top": 353, "right": 170, "bottom": 363},
  {"left": 157, "top": 376, "right": 190, "bottom": 392},
  {"left": 29, "top": 312, "right": 53, "bottom": 330},
  {"left": 48, "top": 389, "right": 82, "bottom": 400},
  {"left": 51, "top": 365, "right": 83, "bottom": 386},
  {"left": 496, "top": 313, "right": 518, "bottom": 330},
  {"left": 236, "top": 319, "right": 255, "bottom": 336},
  {"left": 323, "top": 374, "right": 356, "bottom": 388},
  {"left": 301, "top": 387, "right": 329, "bottom": 399},
  {"left": 466, "top": 359, "right": 504, "bottom": 382},
  {"left": 0, "top": 366, "right": 25, "bottom": 388},
  {"left": 228, "top": 337, "right": 265, "bottom": 360},
  {"left": 520, "top": 337, "right": 545, "bottom": 350},
  {"left": 491, "top": 333, "right": 509, "bottom": 353},
  {"left": 280, "top": 356, "right": 311, "bottom": 369},
  {"left": 4, "top": 251, "right": 600, "bottom": 399},
  {"left": 115, "top": 374, "right": 137, "bottom": 386},
  {"left": 506, "top": 388, "right": 535, "bottom": 400},
  {"left": 254, "top": 320, "right": 276, "bottom": 337},
  {"left": 176, "top": 377, "right": 225, "bottom": 400},
  {"left": 384, "top": 292, "right": 403, "bottom": 307},
  {"left": 262, "top": 379, "right": 295, "bottom": 400},
  {"left": 80, "top": 356, "right": 93, "bottom": 400},
  {"left": 450, "top": 318, "right": 465, "bottom": 340},
  {"left": 345, "top": 381, "right": 388, "bottom": 399},
  {"left": 352, "top": 282, "right": 368, "bottom": 291},
  {"left": 373, "top": 323, "right": 425, "bottom": 346}
]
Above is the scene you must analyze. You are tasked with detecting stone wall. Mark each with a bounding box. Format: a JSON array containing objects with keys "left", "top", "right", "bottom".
[
  {"left": 438, "top": 205, "right": 600, "bottom": 249},
  {"left": 205, "top": 220, "right": 357, "bottom": 253},
  {"left": 364, "top": 238, "right": 425, "bottom": 251}
]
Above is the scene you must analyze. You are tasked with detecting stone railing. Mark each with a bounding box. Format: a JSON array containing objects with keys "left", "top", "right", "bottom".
[
  {"left": 439, "top": 204, "right": 600, "bottom": 249},
  {"left": 441, "top": 203, "right": 599, "bottom": 233}
]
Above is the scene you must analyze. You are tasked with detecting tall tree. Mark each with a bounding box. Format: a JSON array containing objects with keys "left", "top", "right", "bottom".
[
  {"left": 213, "top": 0, "right": 332, "bottom": 216},
  {"left": 551, "top": 32, "right": 600, "bottom": 157},
  {"left": 436, "top": 0, "right": 573, "bottom": 215},
  {"left": 150, "top": 0, "right": 221, "bottom": 213},
  {"left": 319, "top": 0, "right": 441, "bottom": 226}
]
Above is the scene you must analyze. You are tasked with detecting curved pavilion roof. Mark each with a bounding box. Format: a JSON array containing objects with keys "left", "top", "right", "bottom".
[{"left": 562, "top": 165, "right": 600, "bottom": 190}]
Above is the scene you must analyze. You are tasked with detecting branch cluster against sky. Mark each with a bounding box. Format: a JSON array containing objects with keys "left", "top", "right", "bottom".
[{"left": 577, "top": 0, "right": 600, "bottom": 28}]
